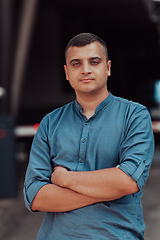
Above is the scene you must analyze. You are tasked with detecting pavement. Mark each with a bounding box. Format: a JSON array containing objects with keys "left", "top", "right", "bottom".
[{"left": 0, "top": 148, "right": 160, "bottom": 240}]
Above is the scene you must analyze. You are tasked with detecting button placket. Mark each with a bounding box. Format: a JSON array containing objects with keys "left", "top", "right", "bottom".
[{"left": 77, "top": 121, "right": 90, "bottom": 171}]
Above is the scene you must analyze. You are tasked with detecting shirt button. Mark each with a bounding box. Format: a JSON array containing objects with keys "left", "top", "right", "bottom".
[
  {"left": 82, "top": 139, "right": 85, "bottom": 143},
  {"left": 80, "top": 159, "right": 83, "bottom": 163},
  {"left": 85, "top": 122, "right": 88, "bottom": 125},
  {"left": 143, "top": 160, "right": 146, "bottom": 163}
]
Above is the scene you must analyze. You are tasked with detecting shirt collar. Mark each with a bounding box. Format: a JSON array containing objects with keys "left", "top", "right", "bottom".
[{"left": 74, "top": 92, "right": 113, "bottom": 115}]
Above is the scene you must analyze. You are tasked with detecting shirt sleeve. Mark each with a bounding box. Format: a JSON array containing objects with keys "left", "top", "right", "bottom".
[
  {"left": 23, "top": 116, "right": 52, "bottom": 212},
  {"left": 118, "top": 106, "right": 154, "bottom": 191}
]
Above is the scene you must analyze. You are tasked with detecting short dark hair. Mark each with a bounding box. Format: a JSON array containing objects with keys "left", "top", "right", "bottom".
[{"left": 65, "top": 33, "right": 108, "bottom": 61}]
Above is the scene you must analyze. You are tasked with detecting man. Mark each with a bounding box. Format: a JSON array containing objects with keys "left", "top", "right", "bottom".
[{"left": 24, "top": 33, "right": 154, "bottom": 239}]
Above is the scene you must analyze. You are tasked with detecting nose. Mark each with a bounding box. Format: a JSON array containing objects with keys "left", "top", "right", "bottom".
[{"left": 81, "top": 62, "right": 91, "bottom": 75}]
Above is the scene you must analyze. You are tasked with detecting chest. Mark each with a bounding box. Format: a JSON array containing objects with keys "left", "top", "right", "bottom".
[{"left": 49, "top": 111, "right": 125, "bottom": 171}]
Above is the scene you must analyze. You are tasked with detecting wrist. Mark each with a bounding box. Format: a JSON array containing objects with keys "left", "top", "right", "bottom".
[{"left": 63, "top": 170, "right": 72, "bottom": 188}]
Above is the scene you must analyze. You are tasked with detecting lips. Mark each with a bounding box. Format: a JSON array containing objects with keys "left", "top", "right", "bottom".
[{"left": 80, "top": 78, "right": 94, "bottom": 82}]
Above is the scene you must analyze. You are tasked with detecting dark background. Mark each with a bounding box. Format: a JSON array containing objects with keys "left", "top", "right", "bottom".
[{"left": 10, "top": 0, "right": 160, "bottom": 125}]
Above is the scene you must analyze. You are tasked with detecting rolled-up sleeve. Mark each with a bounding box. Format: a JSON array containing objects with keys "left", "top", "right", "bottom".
[
  {"left": 118, "top": 106, "right": 154, "bottom": 190},
  {"left": 23, "top": 116, "right": 52, "bottom": 211}
]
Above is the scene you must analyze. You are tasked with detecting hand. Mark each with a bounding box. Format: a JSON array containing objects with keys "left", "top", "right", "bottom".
[{"left": 51, "top": 166, "right": 69, "bottom": 187}]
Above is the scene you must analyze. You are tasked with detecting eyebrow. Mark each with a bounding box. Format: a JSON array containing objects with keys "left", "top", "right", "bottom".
[
  {"left": 69, "top": 57, "right": 102, "bottom": 64},
  {"left": 70, "top": 59, "right": 81, "bottom": 64}
]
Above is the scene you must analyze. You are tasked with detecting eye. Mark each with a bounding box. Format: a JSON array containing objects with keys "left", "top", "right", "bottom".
[
  {"left": 73, "top": 62, "right": 80, "bottom": 67},
  {"left": 90, "top": 60, "right": 100, "bottom": 65},
  {"left": 91, "top": 61, "right": 99, "bottom": 65}
]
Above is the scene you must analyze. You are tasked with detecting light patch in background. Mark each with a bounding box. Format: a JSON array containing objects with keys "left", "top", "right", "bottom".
[
  {"left": 33, "top": 123, "right": 40, "bottom": 132},
  {"left": 154, "top": 80, "right": 160, "bottom": 104},
  {"left": 14, "top": 124, "right": 39, "bottom": 137},
  {"left": 0, "top": 87, "right": 6, "bottom": 99}
]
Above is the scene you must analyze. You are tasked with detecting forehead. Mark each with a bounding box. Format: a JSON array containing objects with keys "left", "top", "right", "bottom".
[{"left": 66, "top": 42, "right": 106, "bottom": 62}]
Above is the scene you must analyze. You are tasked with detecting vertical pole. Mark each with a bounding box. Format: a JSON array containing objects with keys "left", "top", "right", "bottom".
[
  {"left": 10, "top": 0, "right": 38, "bottom": 117},
  {"left": 0, "top": 0, "right": 13, "bottom": 115}
]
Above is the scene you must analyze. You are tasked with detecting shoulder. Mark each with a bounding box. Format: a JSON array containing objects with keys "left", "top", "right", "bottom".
[
  {"left": 109, "top": 94, "right": 152, "bottom": 128},
  {"left": 38, "top": 101, "right": 75, "bottom": 131},
  {"left": 42, "top": 101, "right": 74, "bottom": 120},
  {"left": 112, "top": 94, "right": 145, "bottom": 109},
  {"left": 111, "top": 94, "right": 149, "bottom": 115}
]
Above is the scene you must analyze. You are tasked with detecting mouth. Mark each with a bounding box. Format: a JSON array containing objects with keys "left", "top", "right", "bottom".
[{"left": 80, "top": 78, "right": 94, "bottom": 82}]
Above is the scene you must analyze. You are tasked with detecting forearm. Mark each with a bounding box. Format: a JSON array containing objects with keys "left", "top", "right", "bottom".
[
  {"left": 56, "top": 167, "right": 139, "bottom": 201},
  {"left": 31, "top": 183, "right": 102, "bottom": 212}
]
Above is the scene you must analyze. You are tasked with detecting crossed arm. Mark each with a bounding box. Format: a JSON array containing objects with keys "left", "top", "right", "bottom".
[{"left": 31, "top": 166, "right": 139, "bottom": 212}]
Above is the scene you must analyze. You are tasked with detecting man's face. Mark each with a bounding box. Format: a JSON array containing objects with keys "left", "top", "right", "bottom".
[{"left": 64, "top": 42, "right": 111, "bottom": 96}]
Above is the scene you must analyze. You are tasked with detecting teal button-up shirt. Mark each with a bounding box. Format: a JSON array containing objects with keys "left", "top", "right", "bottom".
[{"left": 24, "top": 93, "right": 154, "bottom": 240}]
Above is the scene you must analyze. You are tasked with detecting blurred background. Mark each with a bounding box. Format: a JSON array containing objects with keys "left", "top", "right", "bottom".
[{"left": 0, "top": 0, "right": 160, "bottom": 239}]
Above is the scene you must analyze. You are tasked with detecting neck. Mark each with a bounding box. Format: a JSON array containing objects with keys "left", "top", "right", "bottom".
[{"left": 76, "top": 90, "right": 109, "bottom": 119}]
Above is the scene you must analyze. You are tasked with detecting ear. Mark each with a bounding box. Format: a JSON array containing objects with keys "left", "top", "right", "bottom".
[
  {"left": 107, "top": 60, "right": 111, "bottom": 76},
  {"left": 64, "top": 65, "right": 69, "bottom": 80}
]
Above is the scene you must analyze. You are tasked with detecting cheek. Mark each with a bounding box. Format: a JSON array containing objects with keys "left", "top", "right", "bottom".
[
  {"left": 67, "top": 73, "right": 78, "bottom": 89},
  {"left": 102, "top": 68, "right": 108, "bottom": 79},
  {"left": 96, "top": 69, "right": 107, "bottom": 80},
  {"left": 68, "top": 69, "right": 79, "bottom": 81}
]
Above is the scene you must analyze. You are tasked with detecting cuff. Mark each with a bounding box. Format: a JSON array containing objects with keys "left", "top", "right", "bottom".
[
  {"left": 118, "top": 158, "right": 146, "bottom": 190},
  {"left": 23, "top": 180, "right": 48, "bottom": 212}
]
